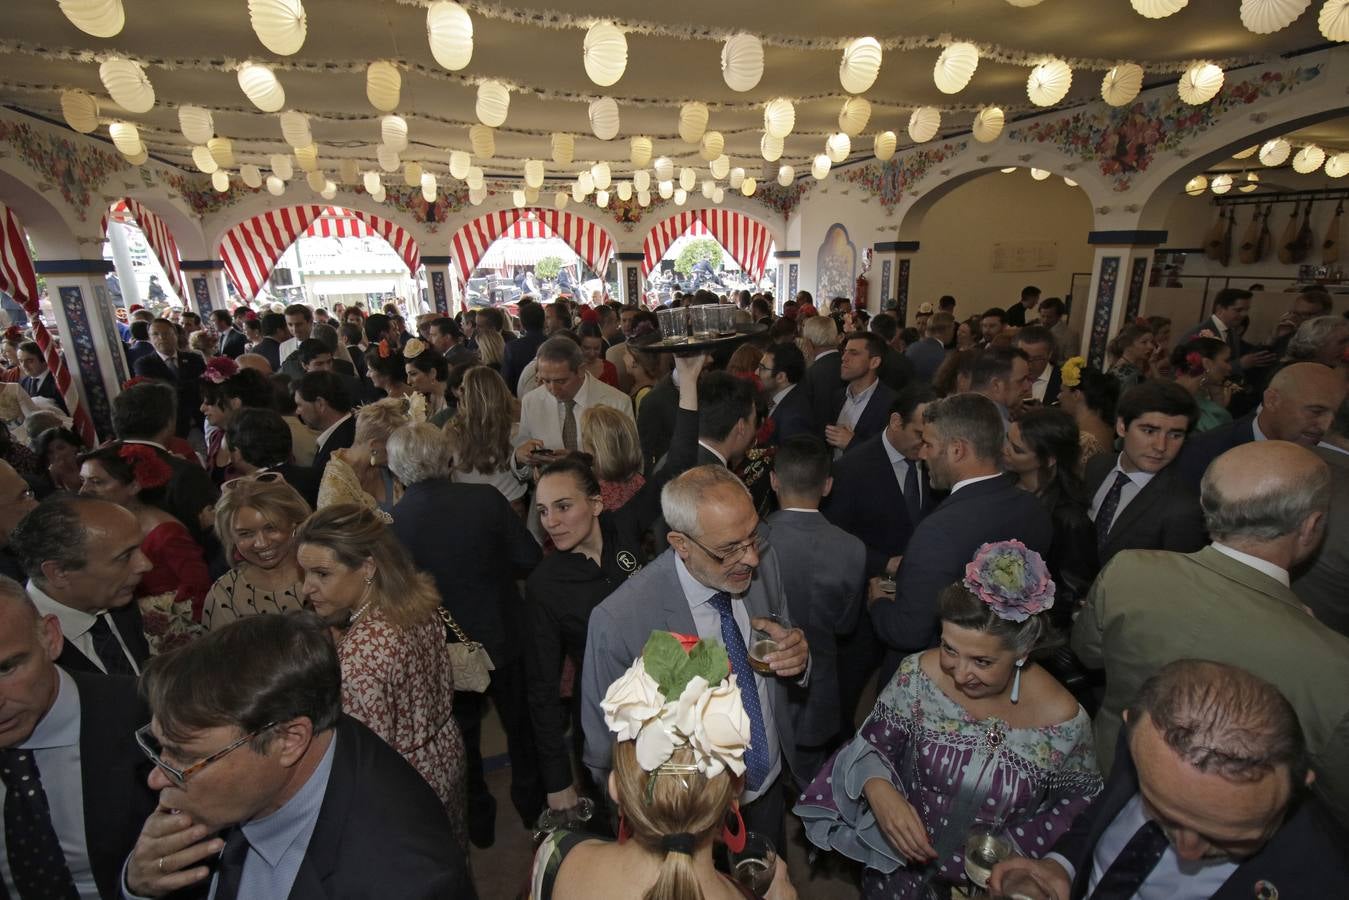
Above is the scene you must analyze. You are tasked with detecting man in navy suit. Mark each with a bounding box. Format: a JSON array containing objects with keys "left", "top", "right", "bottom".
[
  {"left": 293, "top": 371, "right": 355, "bottom": 473},
  {"left": 132, "top": 319, "right": 206, "bottom": 438},
  {"left": 991, "top": 659, "right": 1349, "bottom": 900},
  {"left": 970, "top": 345, "right": 1033, "bottom": 429},
  {"left": 251, "top": 311, "right": 289, "bottom": 373},
  {"left": 870, "top": 393, "right": 1052, "bottom": 683},
  {"left": 800, "top": 314, "right": 843, "bottom": 435},
  {"left": 123, "top": 320, "right": 157, "bottom": 370},
  {"left": 905, "top": 312, "right": 954, "bottom": 384},
  {"left": 1016, "top": 324, "right": 1062, "bottom": 406},
  {"left": 1177, "top": 287, "right": 1275, "bottom": 379},
  {"left": 825, "top": 332, "right": 896, "bottom": 458},
  {"left": 211, "top": 309, "right": 247, "bottom": 358},
  {"left": 17, "top": 340, "right": 67, "bottom": 413},
  {"left": 759, "top": 341, "right": 814, "bottom": 445}
]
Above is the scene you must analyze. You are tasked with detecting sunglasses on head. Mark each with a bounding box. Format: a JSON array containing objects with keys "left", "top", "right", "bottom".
[{"left": 221, "top": 470, "right": 285, "bottom": 492}]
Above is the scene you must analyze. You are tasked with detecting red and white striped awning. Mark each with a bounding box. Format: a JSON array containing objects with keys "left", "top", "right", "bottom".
[
  {"left": 304, "top": 213, "right": 375, "bottom": 240},
  {"left": 101, "top": 198, "right": 189, "bottom": 300},
  {"left": 641, "top": 209, "right": 773, "bottom": 282},
  {"left": 219, "top": 205, "right": 421, "bottom": 301},
  {"left": 449, "top": 209, "right": 613, "bottom": 284}
]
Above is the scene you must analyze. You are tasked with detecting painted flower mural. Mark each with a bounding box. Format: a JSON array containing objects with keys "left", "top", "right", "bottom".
[
  {"left": 0, "top": 120, "right": 127, "bottom": 219},
  {"left": 840, "top": 142, "right": 968, "bottom": 208}
]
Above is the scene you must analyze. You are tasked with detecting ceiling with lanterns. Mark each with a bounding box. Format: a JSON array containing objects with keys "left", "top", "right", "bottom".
[{"left": 3, "top": 0, "right": 1347, "bottom": 208}]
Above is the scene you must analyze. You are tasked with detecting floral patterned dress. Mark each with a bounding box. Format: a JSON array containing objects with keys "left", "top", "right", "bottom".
[
  {"left": 796, "top": 654, "right": 1101, "bottom": 900},
  {"left": 339, "top": 608, "right": 468, "bottom": 849}
]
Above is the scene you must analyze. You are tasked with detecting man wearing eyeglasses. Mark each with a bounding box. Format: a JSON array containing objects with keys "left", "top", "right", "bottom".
[
  {"left": 0, "top": 459, "right": 37, "bottom": 582},
  {"left": 122, "top": 613, "right": 472, "bottom": 899},
  {"left": 0, "top": 577, "right": 155, "bottom": 900},
  {"left": 581, "top": 464, "right": 811, "bottom": 848}
]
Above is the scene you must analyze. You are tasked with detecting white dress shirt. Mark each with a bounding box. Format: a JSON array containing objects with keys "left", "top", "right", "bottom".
[
  {"left": 513, "top": 373, "right": 634, "bottom": 476},
  {"left": 881, "top": 430, "right": 922, "bottom": 506},
  {"left": 1210, "top": 542, "right": 1290, "bottom": 587},
  {"left": 1088, "top": 454, "right": 1159, "bottom": 523},
  {"left": 949, "top": 472, "right": 1002, "bottom": 495},
  {"left": 835, "top": 379, "right": 878, "bottom": 432},
  {"left": 27, "top": 580, "right": 140, "bottom": 675},
  {"left": 1030, "top": 367, "right": 1052, "bottom": 402}
]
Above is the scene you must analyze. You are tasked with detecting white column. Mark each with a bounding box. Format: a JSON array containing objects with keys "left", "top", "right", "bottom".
[
  {"left": 35, "top": 259, "right": 126, "bottom": 438},
  {"left": 421, "top": 257, "right": 455, "bottom": 316},
  {"left": 106, "top": 221, "right": 142, "bottom": 310},
  {"left": 179, "top": 260, "right": 230, "bottom": 317},
  {"left": 1079, "top": 232, "right": 1163, "bottom": 367}
]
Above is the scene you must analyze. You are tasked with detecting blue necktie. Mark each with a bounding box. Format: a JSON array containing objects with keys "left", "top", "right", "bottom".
[
  {"left": 1, "top": 748, "right": 79, "bottom": 900},
  {"left": 1095, "top": 472, "right": 1132, "bottom": 555},
  {"left": 708, "top": 592, "right": 771, "bottom": 790},
  {"left": 903, "top": 459, "right": 922, "bottom": 523}
]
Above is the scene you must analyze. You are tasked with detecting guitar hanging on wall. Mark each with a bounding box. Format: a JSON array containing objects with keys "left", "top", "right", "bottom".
[
  {"left": 1324, "top": 200, "right": 1343, "bottom": 266},
  {"left": 1238, "top": 204, "right": 1263, "bottom": 265},
  {"left": 1205, "top": 206, "right": 1228, "bottom": 260},
  {"left": 1256, "top": 204, "right": 1273, "bottom": 263},
  {"left": 1278, "top": 200, "right": 1302, "bottom": 264}
]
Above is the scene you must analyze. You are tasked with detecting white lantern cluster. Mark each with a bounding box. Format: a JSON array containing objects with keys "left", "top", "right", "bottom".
[
  {"left": 58, "top": 0, "right": 125, "bottom": 37},
  {"left": 99, "top": 57, "right": 155, "bottom": 114},
  {"left": 630, "top": 136, "right": 652, "bottom": 167},
  {"left": 873, "top": 131, "right": 897, "bottom": 161},
  {"left": 761, "top": 133, "right": 784, "bottom": 162},
  {"left": 1184, "top": 175, "right": 1209, "bottom": 196},
  {"left": 551, "top": 133, "right": 575, "bottom": 165},
  {"left": 1101, "top": 64, "right": 1144, "bottom": 107},
  {"left": 1210, "top": 173, "right": 1234, "bottom": 194},
  {"left": 381, "top": 115, "right": 409, "bottom": 152},
  {"left": 590, "top": 98, "right": 620, "bottom": 140},
  {"left": 208, "top": 136, "right": 236, "bottom": 168},
  {"left": 467, "top": 167, "right": 484, "bottom": 189},
  {"left": 812, "top": 154, "right": 832, "bottom": 180},
  {"left": 722, "top": 33, "right": 764, "bottom": 92},
  {"left": 708, "top": 155, "right": 728, "bottom": 180},
  {"left": 449, "top": 150, "right": 471, "bottom": 179},
  {"left": 933, "top": 43, "right": 979, "bottom": 94},
  {"left": 826, "top": 132, "right": 851, "bottom": 163},
  {"left": 241, "top": 164, "right": 264, "bottom": 189},
  {"left": 294, "top": 143, "right": 319, "bottom": 172},
  {"left": 729, "top": 167, "right": 745, "bottom": 189},
  {"left": 654, "top": 157, "right": 675, "bottom": 183},
  {"left": 267, "top": 175, "right": 286, "bottom": 196},
  {"left": 270, "top": 154, "right": 293, "bottom": 180},
  {"left": 700, "top": 131, "right": 725, "bottom": 161},
  {"left": 403, "top": 161, "right": 422, "bottom": 187},
  {"left": 1325, "top": 152, "right": 1349, "bottom": 178},
  {"left": 421, "top": 171, "right": 438, "bottom": 202},
  {"left": 109, "top": 121, "right": 141, "bottom": 156},
  {"left": 179, "top": 106, "right": 214, "bottom": 145},
  {"left": 213, "top": 170, "right": 231, "bottom": 192},
  {"left": 238, "top": 62, "right": 285, "bottom": 113},
  {"left": 973, "top": 107, "right": 1005, "bottom": 142},
  {"left": 777, "top": 165, "right": 795, "bottom": 186},
  {"left": 1292, "top": 144, "right": 1326, "bottom": 173},
  {"left": 377, "top": 143, "right": 400, "bottom": 172},
  {"left": 840, "top": 37, "right": 883, "bottom": 94},
  {"left": 679, "top": 102, "right": 709, "bottom": 144},
  {"left": 249, "top": 0, "right": 307, "bottom": 55},
  {"left": 634, "top": 170, "right": 651, "bottom": 192},
  {"left": 1259, "top": 138, "right": 1291, "bottom": 166},
  {"left": 192, "top": 145, "right": 218, "bottom": 174},
  {"left": 60, "top": 90, "right": 100, "bottom": 134},
  {"left": 366, "top": 61, "right": 401, "bottom": 112},
  {"left": 592, "top": 162, "right": 613, "bottom": 191},
  {"left": 583, "top": 23, "right": 628, "bottom": 86},
  {"left": 1240, "top": 0, "right": 1312, "bottom": 35}
]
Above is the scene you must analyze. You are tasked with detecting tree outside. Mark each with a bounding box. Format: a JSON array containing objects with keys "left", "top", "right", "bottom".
[
  {"left": 674, "top": 238, "right": 724, "bottom": 277},
  {"left": 534, "top": 255, "right": 563, "bottom": 280}
]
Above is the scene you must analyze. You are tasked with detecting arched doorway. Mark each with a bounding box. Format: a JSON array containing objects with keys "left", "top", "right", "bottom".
[
  {"left": 640, "top": 209, "right": 776, "bottom": 306},
  {"left": 101, "top": 198, "right": 190, "bottom": 309},
  {"left": 448, "top": 208, "right": 617, "bottom": 307}
]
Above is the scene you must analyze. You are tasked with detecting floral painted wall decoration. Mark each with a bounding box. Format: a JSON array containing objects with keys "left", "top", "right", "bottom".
[
  {"left": 754, "top": 181, "right": 811, "bottom": 218},
  {"left": 1007, "top": 65, "right": 1322, "bottom": 192},
  {"left": 0, "top": 119, "right": 127, "bottom": 219},
  {"left": 840, "top": 142, "right": 968, "bottom": 208}
]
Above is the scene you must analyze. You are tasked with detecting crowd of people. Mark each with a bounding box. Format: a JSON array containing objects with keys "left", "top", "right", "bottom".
[{"left": 0, "top": 280, "right": 1347, "bottom": 900}]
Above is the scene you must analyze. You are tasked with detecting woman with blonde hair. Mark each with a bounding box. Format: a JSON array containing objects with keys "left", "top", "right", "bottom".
[
  {"left": 446, "top": 365, "right": 528, "bottom": 510},
  {"left": 204, "top": 475, "right": 311, "bottom": 629},
  {"left": 623, "top": 333, "right": 669, "bottom": 415},
  {"left": 296, "top": 502, "right": 467, "bottom": 848},
  {"left": 581, "top": 404, "right": 645, "bottom": 512},
  {"left": 476, "top": 327, "right": 507, "bottom": 371},
  {"left": 316, "top": 396, "right": 410, "bottom": 520}
]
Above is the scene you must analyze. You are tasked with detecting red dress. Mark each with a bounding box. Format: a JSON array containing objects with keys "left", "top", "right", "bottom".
[
  {"left": 136, "top": 521, "right": 212, "bottom": 621},
  {"left": 596, "top": 360, "right": 619, "bottom": 389}
]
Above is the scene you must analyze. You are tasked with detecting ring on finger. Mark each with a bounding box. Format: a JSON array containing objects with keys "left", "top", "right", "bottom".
[{"left": 157, "top": 857, "right": 165, "bottom": 873}]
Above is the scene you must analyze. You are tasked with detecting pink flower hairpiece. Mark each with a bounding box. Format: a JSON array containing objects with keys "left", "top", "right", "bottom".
[
  {"left": 202, "top": 356, "right": 239, "bottom": 385},
  {"left": 963, "top": 540, "right": 1055, "bottom": 623},
  {"left": 1196, "top": 329, "right": 1219, "bottom": 340}
]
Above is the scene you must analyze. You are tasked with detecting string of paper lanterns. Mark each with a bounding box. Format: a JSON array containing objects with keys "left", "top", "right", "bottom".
[
  {"left": 58, "top": 0, "right": 125, "bottom": 38},
  {"left": 248, "top": 0, "right": 307, "bottom": 56}
]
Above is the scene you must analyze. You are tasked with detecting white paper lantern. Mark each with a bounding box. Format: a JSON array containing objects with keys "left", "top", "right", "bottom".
[
  {"left": 617, "top": 181, "right": 633, "bottom": 201},
  {"left": 840, "top": 37, "right": 883, "bottom": 94},
  {"left": 729, "top": 168, "right": 746, "bottom": 190},
  {"left": 1178, "top": 62, "right": 1224, "bottom": 105},
  {"left": 468, "top": 186, "right": 486, "bottom": 206},
  {"left": 972, "top": 107, "right": 1005, "bottom": 143},
  {"left": 1241, "top": 0, "right": 1311, "bottom": 34},
  {"left": 1100, "top": 64, "right": 1144, "bottom": 107},
  {"left": 812, "top": 154, "right": 831, "bottom": 179},
  {"left": 208, "top": 136, "right": 236, "bottom": 169},
  {"left": 1322, "top": 0, "right": 1349, "bottom": 39},
  {"left": 1293, "top": 144, "right": 1326, "bottom": 173},
  {"left": 522, "top": 186, "right": 538, "bottom": 204},
  {"left": 722, "top": 33, "right": 764, "bottom": 92},
  {"left": 270, "top": 154, "right": 293, "bottom": 180},
  {"left": 266, "top": 175, "right": 286, "bottom": 196},
  {"left": 596, "top": 190, "right": 610, "bottom": 208},
  {"left": 99, "top": 57, "right": 155, "bottom": 114},
  {"left": 421, "top": 172, "right": 437, "bottom": 202},
  {"left": 777, "top": 165, "right": 795, "bottom": 186},
  {"left": 572, "top": 182, "right": 587, "bottom": 203},
  {"left": 1239, "top": 172, "right": 1260, "bottom": 192},
  {"left": 427, "top": 1, "right": 473, "bottom": 70},
  {"left": 658, "top": 180, "right": 674, "bottom": 200},
  {"left": 700, "top": 131, "right": 725, "bottom": 162},
  {"left": 192, "top": 146, "right": 218, "bottom": 174},
  {"left": 403, "top": 161, "right": 422, "bottom": 187},
  {"left": 709, "top": 155, "right": 729, "bottom": 180},
  {"left": 1030, "top": 168, "right": 1051, "bottom": 181},
  {"left": 366, "top": 61, "right": 401, "bottom": 112},
  {"left": 173, "top": 106, "right": 210, "bottom": 145},
  {"left": 1001, "top": 167, "right": 1018, "bottom": 173},
  {"left": 873, "top": 131, "right": 897, "bottom": 161},
  {"left": 372, "top": 185, "right": 387, "bottom": 203},
  {"left": 1027, "top": 60, "right": 1073, "bottom": 107},
  {"left": 654, "top": 157, "right": 675, "bottom": 182},
  {"left": 438, "top": 151, "right": 463, "bottom": 181},
  {"left": 512, "top": 190, "right": 526, "bottom": 208},
  {"left": 761, "top": 133, "right": 784, "bottom": 162},
  {"left": 238, "top": 63, "right": 285, "bottom": 113},
  {"left": 678, "top": 102, "right": 709, "bottom": 144},
  {"left": 1210, "top": 174, "right": 1234, "bottom": 194},
  {"left": 249, "top": 0, "right": 307, "bottom": 55},
  {"left": 1233, "top": 145, "right": 1260, "bottom": 159},
  {"left": 376, "top": 116, "right": 407, "bottom": 153},
  {"left": 838, "top": 97, "right": 872, "bottom": 136},
  {"left": 673, "top": 188, "right": 687, "bottom": 206},
  {"left": 1131, "top": 0, "right": 1188, "bottom": 17},
  {"left": 763, "top": 98, "right": 795, "bottom": 139},
  {"left": 1184, "top": 175, "right": 1208, "bottom": 196},
  {"left": 108, "top": 121, "right": 140, "bottom": 156},
  {"left": 60, "top": 90, "right": 100, "bottom": 134},
  {"left": 554, "top": 191, "right": 569, "bottom": 210},
  {"left": 1325, "top": 151, "right": 1349, "bottom": 178},
  {"left": 466, "top": 167, "right": 484, "bottom": 190},
  {"left": 629, "top": 136, "right": 652, "bottom": 167},
  {"left": 934, "top": 43, "right": 980, "bottom": 94},
  {"left": 522, "top": 159, "right": 544, "bottom": 189},
  {"left": 583, "top": 23, "right": 628, "bottom": 87},
  {"left": 591, "top": 162, "right": 612, "bottom": 191},
  {"left": 827, "top": 132, "right": 852, "bottom": 163},
  {"left": 279, "top": 110, "right": 311, "bottom": 149},
  {"left": 212, "top": 170, "right": 231, "bottom": 192},
  {"left": 712, "top": 187, "right": 725, "bottom": 204},
  {"left": 637, "top": 190, "right": 651, "bottom": 207},
  {"left": 335, "top": 158, "right": 357, "bottom": 184},
  {"left": 589, "top": 98, "right": 620, "bottom": 140},
  {"left": 241, "top": 164, "right": 263, "bottom": 189},
  {"left": 376, "top": 144, "right": 400, "bottom": 172},
  {"left": 1006, "top": 0, "right": 1045, "bottom": 5},
  {"left": 476, "top": 82, "right": 509, "bottom": 127},
  {"left": 363, "top": 171, "right": 381, "bottom": 193},
  {"left": 551, "top": 133, "right": 575, "bottom": 166},
  {"left": 907, "top": 107, "right": 941, "bottom": 143},
  {"left": 701, "top": 179, "right": 715, "bottom": 199},
  {"left": 125, "top": 144, "right": 149, "bottom": 165},
  {"left": 1259, "top": 138, "right": 1291, "bottom": 166},
  {"left": 58, "top": 0, "right": 125, "bottom": 37},
  {"left": 679, "top": 167, "right": 696, "bottom": 191},
  {"left": 577, "top": 171, "right": 595, "bottom": 195},
  {"left": 740, "top": 177, "right": 756, "bottom": 197},
  {"left": 470, "top": 125, "right": 495, "bottom": 159},
  {"left": 320, "top": 180, "right": 336, "bottom": 201},
  {"left": 633, "top": 170, "right": 651, "bottom": 192},
  {"left": 294, "top": 144, "right": 319, "bottom": 172}
]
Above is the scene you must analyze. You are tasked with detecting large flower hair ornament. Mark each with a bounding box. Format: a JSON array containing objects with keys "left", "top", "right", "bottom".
[
  {"left": 202, "top": 356, "right": 239, "bottom": 385},
  {"left": 117, "top": 444, "right": 173, "bottom": 490},
  {"left": 2, "top": 325, "right": 22, "bottom": 343},
  {"left": 1059, "top": 356, "right": 1085, "bottom": 389},
  {"left": 963, "top": 540, "right": 1055, "bottom": 623},
  {"left": 120, "top": 375, "right": 155, "bottom": 391},
  {"left": 377, "top": 339, "right": 392, "bottom": 359},
  {"left": 403, "top": 338, "right": 428, "bottom": 360}
]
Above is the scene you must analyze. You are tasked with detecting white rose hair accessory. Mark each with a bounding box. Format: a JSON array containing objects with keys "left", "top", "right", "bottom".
[{"left": 601, "top": 632, "right": 752, "bottom": 781}]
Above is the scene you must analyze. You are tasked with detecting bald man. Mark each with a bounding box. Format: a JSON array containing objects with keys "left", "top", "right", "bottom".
[
  {"left": 1074, "top": 440, "right": 1349, "bottom": 828},
  {"left": 1177, "top": 361, "right": 1348, "bottom": 487},
  {"left": 235, "top": 352, "right": 273, "bottom": 375},
  {"left": 0, "top": 459, "right": 38, "bottom": 580},
  {"left": 0, "top": 577, "right": 155, "bottom": 899}
]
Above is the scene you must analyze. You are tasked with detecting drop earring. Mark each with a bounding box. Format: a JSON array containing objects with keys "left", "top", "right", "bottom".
[{"left": 1010, "top": 658, "right": 1026, "bottom": 704}]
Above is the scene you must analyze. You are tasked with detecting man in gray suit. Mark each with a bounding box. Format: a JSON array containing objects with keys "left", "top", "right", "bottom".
[
  {"left": 582, "top": 465, "right": 811, "bottom": 846},
  {"left": 1293, "top": 401, "right": 1349, "bottom": 636},
  {"left": 765, "top": 436, "right": 865, "bottom": 777}
]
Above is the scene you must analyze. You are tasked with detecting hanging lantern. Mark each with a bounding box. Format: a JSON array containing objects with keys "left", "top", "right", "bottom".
[
  {"left": 469, "top": 125, "right": 495, "bottom": 159},
  {"left": 578, "top": 170, "right": 595, "bottom": 195},
  {"left": 838, "top": 97, "right": 872, "bottom": 136},
  {"left": 679, "top": 102, "right": 709, "bottom": 144},
  {"left": 1177, "top": 62, "right": 1224, "bottom": 105},
  {"left": 109, "top": 121, "right": 141, "bottom": 156},
  {"left": 873, "top": 131, "right": 897, "bottom": 161},
  {"left": 933, "top": 43, "right": 979, "bottom": 94},
  {"left": 1030, "top": 168, "right": 1051, "bottom": 181},
  {"left": 701, "top": 179, "right": 715, "bottom": 199},
  {"left": 589, "top": 97, "right": 620, "bottom": 140},
  {"left": 839, "top": 37, "right": 883, "bottom": 94},
  {"left": 338, "top": 158, "right": 359, "bottom": 184},
  {"left": 712, "top": 187, "right": 725, "bottom": 204},
  {"left": 401, "top": 161, "right": 421, "bottom": 187},
  {"left": 826, "top": 132, "right": 851, "bottom": 163},
  {"left": 1027, "top": 59, "right": 1072, "bottom": 107},
  {"left": 630, "top": 136, "right": 652, "bottom": 167},
  {"left": 512, "top": 190, "right": 527, "bottom": 208},
  {"left": 421, "top": 171, "right": 437, "bottom": 203},
  {"left": 1131, "top": 0, "right": 1188, "bottom": 17},
  {"left": 617, "top": 181, "right": 633, "bottom": 201},
  {"left": 1239, "top": 172, "right": 1260, "bottom": 192},
  {"left": 777, "top": 165, "right": 795, "bottom": 186},
  {"left": 596, "top": 190, "right": 610, "bottom": 208},
  {"left": 238, "top": 62, "right": 285, "bottom": 113},
  {"left": 379, "top": 115, "right": 408, "bottom": 153},
  {"left": 366, "top": 61, "right": 401, "bottom": 112},
  {"left": 427, "top": 1, "right": 474, "bottom": 70},
  {"left": 555, "top": 191, "right": 569, "bottom": 210},
  {"left": 907, "top": 107, "right": 941, "bottom": 143},
  {"left": 319, "top": 180, "right": 336, "bottom": 201},
  {"left": 58, "top": 0, "right": 125, "bottom": 38},
  {"left": 633, "top": 170, "right": 651, "bottom": 192},
  {"left": 476, "top": 82, "right": 509, "bottom": 127},
  {"left": 60, "top": 90, "right": 100, "bottom": 134},
  {"left": 1241, "top": 0, "right": 1312, "bottom": 34},
  {"left": 1322, "top": 0, "right": 1349, "bottom": 39},
  {"left": 372, "top": 185, "right": 388, "bottom": 203},
  {"left": 468, "top": 186, "right": 486, "bottom": 206},
  {"left": 721, "top": 33, "right": 764, "bottom": 92},
  {"left": 270, "top": 154, "right": 293, "bottom": 180},
  {"left": 240, "top": 164, "right": 264, "bottom": 189},
  {"left": 700, "top": 130, "right": 725, "bottom": 162},
  {"left": 208, "top": 136, "right": 236, "bottom": 168},
  {"left": 572, "top": 181, "right": 587, "bottom": 203},
  {"left": 467, "top": 167, "right": 484, "bottom": 189},
  {"left": 363, "top": 171, "right": 381, "bottom": 193},
  {"left": 811, "top": 154, "right": 832, "bottom": 179},
  {"left": 279, "top": 110, "right": 311, "bottom": 149},
  {"left": 728, "top": 168, "right": 745, "bottom": 190},
  {"left": 1293, "top": 144, "right": 1326, "bottom": 173},
  {"left": 679, "top": 167, "right": 696, "bottom": 191},
  {"left": 1100, "top": 64, "right": 1144, "bottom": 107},
  {"left": 658, "top": 180, "right": 674, "bottom": 199},
  {"left": 763, "top": 98, "right": 795, "bottom": 139},
  {"left": 653, "top": 156, "right": 675, "bottom": 182},
  {"left": 1064, "top": 176, "right": 1079, "bottom": 187},
  {"left": 266, "top": 175, "right": 286, "bottom": 196},
  {"left": 1184, "top": 175, "right": 1209, "bottom": 196},
  {"left": 551, "top": 133, "right": 575, "bottom": 166},
  {"left": 1325, "top": 152, "right": 1349, "bottom": 178},
  {"left": 637, "top": 190, "right": 651, "bottom": 208},
  {"left": 1259, "top": 138, "right": 1291, "bottom": 166},
  {"left": 761, "top": 133, "right": 784, "bottom": 162},
  {"left": 376, "top": 143, "right": 400, "bottom": 172},
  {"left": 192, "top": 145, "right": 218, "bottom": 174},
  {"left": 673, "top": 188, "right": 687, "bottom": 206},
  {"left": 709, "top": 155, "right": 730, "bottom": 180},
  {"left": 972, "top": 107, "right": 1005, "bottom": 143},
  {"left": 591, "top": 162, "right": 612, "bottom": 191},
  {"left": 248, "top": 0, "right": 307, "bottom": 55},
  {"left": 294, "top": 143, "right": 319, "bottom": 172},
  {"left": 125, "top": 145, "right": 148, "bottom": 165},
  {"left": 583, "top": 23, "right": 628, "bottom": 87},
  {"left": 741, "top": 177, "right": 757, "bottom": 197},
  {"left": 177, "top": 105, "right": 212, "bottom": 144},
  {"left": 1210, "top": 174, "right": 1234, "bottom": 194},
  {"left": 1233, "top": 145, "right": 1260, "bottom": 159},
  {"left": 520, "top": 159, "right": 543, "bottom": 189},
  {"left": 99, "top": 57, "right": 155, "bottom": 114},
  {"left": 443, "top": 150, "right": 467, "bottom": 180},
  {"left": 212, "top": 170, "right": 231, "bottom": 192}
]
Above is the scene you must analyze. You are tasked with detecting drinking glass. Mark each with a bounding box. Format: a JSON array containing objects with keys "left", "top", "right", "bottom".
[
  {"left": 713, "top": 304, "right": 737, "bottom": 335},
  {"left": 656, "top": 307, "right": 687, "bottom": 343},
  {"left": 964, "top": 823, "right": 1014, "bottom": 892},
  {"left": 688, "top": 306, "right": 716, "bottom": 341},
  {"left": 995, "top": 869, "right": 1055, "bottom": 900},
  {"left": 729, "top": 831, "right": 777, "bottom": 895},
  {"left": 532, "top": 796, "right": 595, "bottom": 843},
  {"left": 748, "top": 611, "right": 789, "bottom": 675}
]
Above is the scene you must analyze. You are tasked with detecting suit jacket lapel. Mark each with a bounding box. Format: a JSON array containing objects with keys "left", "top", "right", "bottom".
[
  {"left": 1189, "top": 547, "right": 1301, "bottom": 609},
  {"left": 656, "top": 554, "right": 699, "bottom": 637},
  {"left": 289, "top": 722, "right": 352, "bottom": 898},
  {"left": 1103, "top": 467, "right": 1171, "bottom": 553},
  {"left": 77, "top": 677, "right": 134, "bottom": 899},
  {"left": 1071, "top": 736, "right": 1145, "bottom": 898}
]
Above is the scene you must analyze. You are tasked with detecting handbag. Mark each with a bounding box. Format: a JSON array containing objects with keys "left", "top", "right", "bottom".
[{"left": 440, "top": 607, "right": 494, "bottom": 693}]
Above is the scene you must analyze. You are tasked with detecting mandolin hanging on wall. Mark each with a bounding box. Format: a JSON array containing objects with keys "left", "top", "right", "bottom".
[
  {"left": 1238, "top": 204, "right": 1263, "bottom": 265},
  {"left": 1278, "top": 200, "right": 1303, "bottom": 264},
  {"left": 1325, "top": 200, "right": 1343, "bottom": 265}
]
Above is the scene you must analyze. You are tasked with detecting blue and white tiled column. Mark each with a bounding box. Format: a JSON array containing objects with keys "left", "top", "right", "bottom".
[
  {"left": 1082, "top": 231, "right": 1165, "bottom": 369},
  {"left": 179, "top": 259, "right": 229, "bottom": 318},
  {"left": 33, "top": 258, "right": 124, "bottom": 438}
]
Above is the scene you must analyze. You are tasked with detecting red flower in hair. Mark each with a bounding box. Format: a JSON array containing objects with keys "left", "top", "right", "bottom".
[
  {"left": 244, "top": 310, "right": 259, "bottom": 321},
  {"left": 378, "top": 339, "right": 392, "bottom": 359},
  {"left": 202, "top": 356, "right": 240, "bottom": 384},
  {"left": 4, "top": 325, "right": 23, "bottom": 343},
  {"left": 579, "top": 307, "right": 599, "bottom": 325},
  {"left": 117, "top": 444, "right": 173, "bottom": 489},
  {"left": 1185, "top": 351, "right": 1204, "bottom": 376},
  {"left": 121, "top": 375, "right": 155, "bottom": 390}
]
